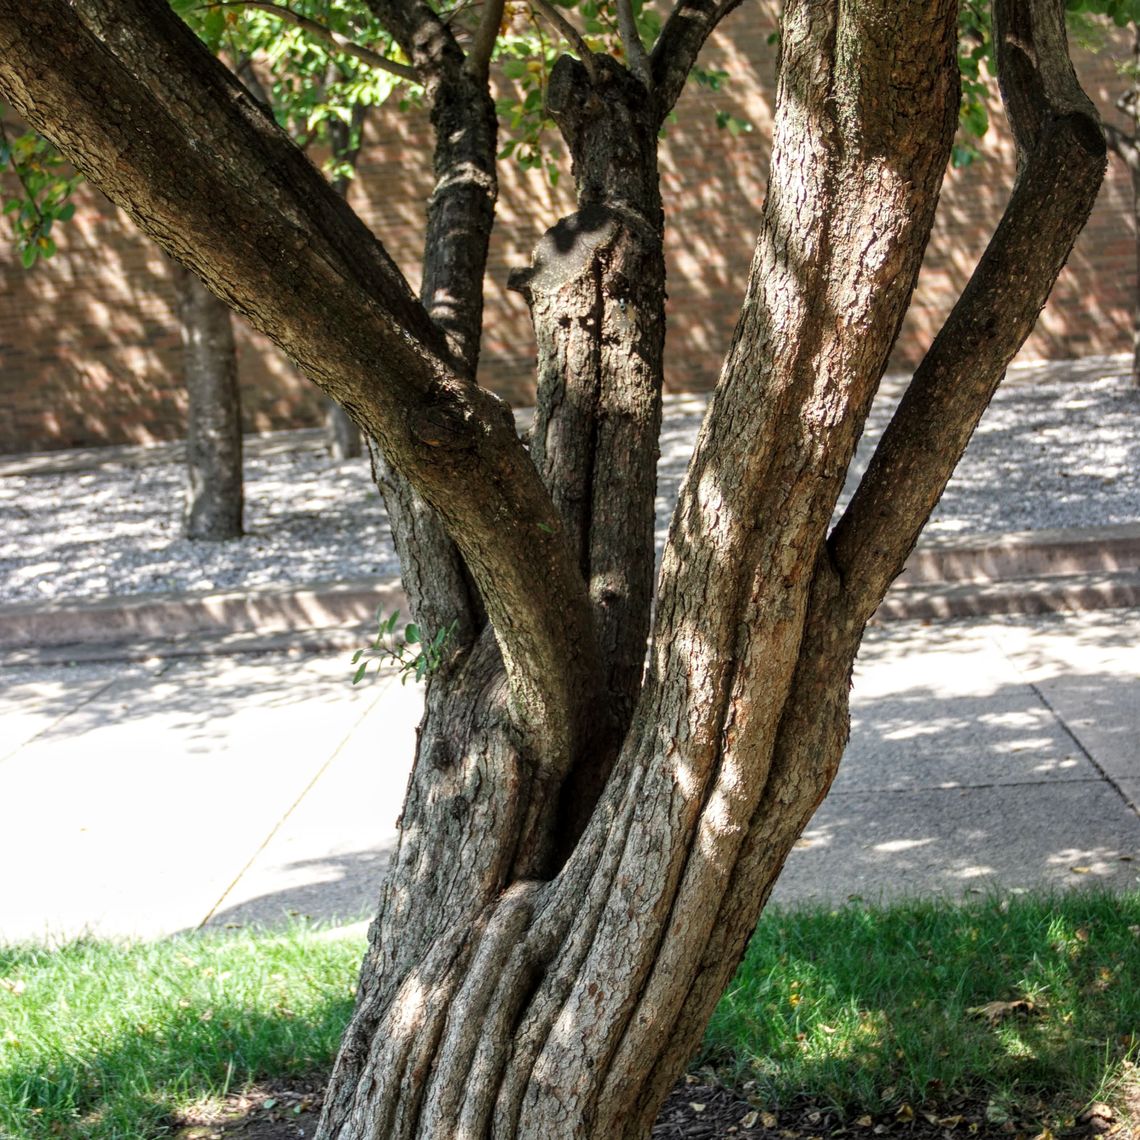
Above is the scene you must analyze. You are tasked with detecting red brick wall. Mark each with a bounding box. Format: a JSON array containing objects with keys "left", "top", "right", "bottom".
[{"left": 0, "top": 20, "right": 1134, "bottom": 454}]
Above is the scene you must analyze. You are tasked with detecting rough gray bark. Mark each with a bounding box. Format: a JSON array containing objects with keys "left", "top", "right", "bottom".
[
  {"left": 173, "top": 262, "right": 243, "bottom": 541},
  {"left": 0, "top": 1, "right": 1105, "bottom": 1137}
]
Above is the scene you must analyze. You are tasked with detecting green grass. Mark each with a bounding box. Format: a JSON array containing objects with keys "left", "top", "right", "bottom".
[
  {"left": 703, "top": 890, "right": 1140, "bottom": 1128},
  {"left": 1, "top": 892, "right": 1138, "bottom": 1139},
  {"left": 0, "top": 924, "right": 363, "bottom": 1140}
]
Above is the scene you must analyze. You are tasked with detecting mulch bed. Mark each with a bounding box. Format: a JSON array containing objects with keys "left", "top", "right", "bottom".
[{"left": 171, "top": 1076, "right": 1134, "bottom": 1140}]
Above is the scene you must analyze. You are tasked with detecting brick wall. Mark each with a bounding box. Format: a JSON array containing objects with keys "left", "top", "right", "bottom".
[{"left": 0, "top": 21, "right": 1134, "bottom": 454}]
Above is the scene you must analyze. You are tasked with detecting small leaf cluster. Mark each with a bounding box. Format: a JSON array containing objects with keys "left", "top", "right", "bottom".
[
  {"left": 693, "top": 66, "right": 753, "bottom": 137},
  {"left": 954, "top": 0, "right": 993, "bottom": 167},
  {"left": 171, "top": 0, "right": 412, "bottom": 179},
  {"left": 1066, "top": 0, "right": 1140, "bottom": 26},
  {"left": 0, "top": 114, "right": 80, "bottom": 268},
  {"left": 497, "top": 23, "right": 565, "bottom": 184},
  {"left": 352, "top": 608, "right": 459, "bottom": 685}
]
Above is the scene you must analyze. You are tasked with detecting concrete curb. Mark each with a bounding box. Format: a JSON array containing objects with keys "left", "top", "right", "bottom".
[
  {"left": 897, "top": 522, "right": 1140, "bottom": 584},
  {"left": 0, "top": 578, "right": 404, "bottom": 653},
  {"left": 1, "top": 525, "right": 1137, "bottom": 660},
  {"left": 876, "top": 569, "right": 1140, "bottom": 622}
]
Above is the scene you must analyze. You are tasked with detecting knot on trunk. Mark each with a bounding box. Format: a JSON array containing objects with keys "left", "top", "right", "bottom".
[{"left": 507, "top": 204, "right": 622, "bottom": 304}]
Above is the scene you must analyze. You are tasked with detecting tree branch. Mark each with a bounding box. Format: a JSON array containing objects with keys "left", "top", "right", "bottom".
[
  {"left": 209, "top": 1, "right": 418, "bottom": 80},
  {"left": 363, "top": 0, "right": 462, "bottom": 76},
  {"left": 465, "top": 0, "right": 505, "bottom": 81},
  {"left": 0, "top": 0, "right": 601, "bottom": 770},
  {"left": 648, "top": 0, "right": 743, "bottom": 121},
  {"left": 616, "top": 0, "right": 651, "bottom": 88},
  {"left": 360, "top": 0, "right": 502, "bottom": 645},
  {"left": 1104, "top": 119, "right": 1140, "bottom": 169},
  {"left": 530, "top": 0, "right": 598, "bottom": 81},
  {"left": 828, "top": 0, "right": 1106, "bottom": 628}
]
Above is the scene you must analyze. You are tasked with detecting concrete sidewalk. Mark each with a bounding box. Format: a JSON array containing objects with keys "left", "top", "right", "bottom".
[{"left": 0, "top": 606, "right": 1137, "bottom": 944}]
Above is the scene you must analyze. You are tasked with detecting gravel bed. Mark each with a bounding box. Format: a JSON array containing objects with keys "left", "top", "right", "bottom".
[{"left": 2, "top": 356, "right": 1138, "bottom": 607}]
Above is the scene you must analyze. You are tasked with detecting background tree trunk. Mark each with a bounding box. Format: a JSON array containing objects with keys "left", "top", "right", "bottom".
[{"left": 173, "top": 262, "right": 243, "bottom": 541}]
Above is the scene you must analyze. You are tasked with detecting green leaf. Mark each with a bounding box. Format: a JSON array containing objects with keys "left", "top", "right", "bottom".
[
  {"left": 352, "top": 662, "right": 368, "bottom": 685},
  {"left": 19, "top": 245, "right": 37, "bottom": 269},
  {"left": 404, "top": 623, "right": 420, "bottom": 644},
  {"left": 351, "top": 649, "right": 364, "bottom": 664}
]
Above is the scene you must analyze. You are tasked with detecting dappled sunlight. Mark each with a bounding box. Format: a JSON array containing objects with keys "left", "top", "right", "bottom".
[
  {"left": 0, "top": 436, "right": 394, "bottom": 605},
  {"left": 873, "top": 838, "right": 935, "bottom": 855},
  {"left": 768, "top": 607, "right": 1140, "bottom": 904},
  {"left": 0, "top": 141, "right": 321, "bottom": 453}
]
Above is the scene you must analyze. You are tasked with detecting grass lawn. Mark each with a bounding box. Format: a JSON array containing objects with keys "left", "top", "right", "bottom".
[{"left": 1, "top": 890, "right": 1137, "bottom": 1139}]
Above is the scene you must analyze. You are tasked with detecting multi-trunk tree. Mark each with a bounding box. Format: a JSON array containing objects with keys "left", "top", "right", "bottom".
[{"left": 0, "top": 0, "right": 1106, "bottom": 1137}]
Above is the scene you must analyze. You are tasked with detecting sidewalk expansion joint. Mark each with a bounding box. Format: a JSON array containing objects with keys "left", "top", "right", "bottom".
[
  {"left": 195, "top": 670, "right": 398, "bottom": 930},
  {"left": 1027, "top": 680, "right": 1139, "bottom": 819}
]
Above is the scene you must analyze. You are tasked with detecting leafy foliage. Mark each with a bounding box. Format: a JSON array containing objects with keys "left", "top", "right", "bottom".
[
  {"left": 1067, "top": 0, "right": 1140, "bottom": 27},
  {"left": 0, "top": 113, "right": 80, "bottom": 268},
  {"left": 955, "top": 0, "right": 993, "bottom": 167},
  {"left": 352, "top": 607, "right": 459, "bottom": 685},
  {"left": 170, "top": 0, "right": 409, "bottom": 179}
]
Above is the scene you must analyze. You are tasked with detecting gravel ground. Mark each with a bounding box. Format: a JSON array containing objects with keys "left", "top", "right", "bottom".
[{"left": 1, "top": 355, "right": 1138, "bottom": 607}]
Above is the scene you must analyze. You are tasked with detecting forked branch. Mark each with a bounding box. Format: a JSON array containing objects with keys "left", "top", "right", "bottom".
[
  {"left": 828, "top": 0, "right": 1106, "bottom": 627},
  {"left": 0, "top": 0, "right": 601, "bottom": 769},
  {"left": 530, "top": 0, "right": 599, "bottom": 80},
  {"left": 207, "top": 1, "right": 418, "bottom": 79},
  {"left": 616, "top": 0, "right": 651, "bottom": 87},
  {"left": 649, "top": 0, "right": 743, "bottom": 120}
]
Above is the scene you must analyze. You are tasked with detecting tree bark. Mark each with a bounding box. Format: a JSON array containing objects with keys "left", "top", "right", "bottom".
[
  {"left": 173, "top": 262, "right": 243, "bottom": 541},
  {"left": 0, "top": 1, "right": 1105, "bottom": 1138}
]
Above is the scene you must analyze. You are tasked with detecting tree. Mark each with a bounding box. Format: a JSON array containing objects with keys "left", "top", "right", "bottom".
[
  {"left": 959, "top": 0, "right": 1140, "bottom": 385},
  {"left": 0, "top": 111, "right": 245, "bottom": 539},
  {"left": 0, "top": 0, "right": 1105, "bottom": 1136},
  {"left": 1069, "top": 0, "right": 1140, "bottom": 384}
]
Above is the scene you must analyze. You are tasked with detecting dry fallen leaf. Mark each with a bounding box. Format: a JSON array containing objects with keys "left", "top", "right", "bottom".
[
  {"left": 0, "top": 978, "right": 25, "bottom": 995},
  {"left": 1070, "top": 865, "right": 1092, "bottom": 875},
  {"left": 855, "top": 1117, "right": 873, "bottom": 1128},
  {"left": 966, "top": 999, "right": 1035, "bottom": 1024},
  {"left": 1082, "top": 1103, "right": 1115, "bottom": 1122},
  {"left": 690, "top": 1102, "right": 707, "bottom": 1114},
  {"left": 740, "top": 1110, "right": 759, "bottom": 1128},
  {"left": 896, "top": 1105, "right": 915, "bottom": 1122},
  {"left": 762, "top": 1112, "right": 779, "bottom": 1128}
]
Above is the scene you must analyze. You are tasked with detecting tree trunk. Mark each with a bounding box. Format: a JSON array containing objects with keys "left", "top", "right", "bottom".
[
  {"left": 0, "top": 2, "right": 1104, "bottom": 1138},
  {"left": 173, "top": 262, "right": 243, "bottom": 541}
]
